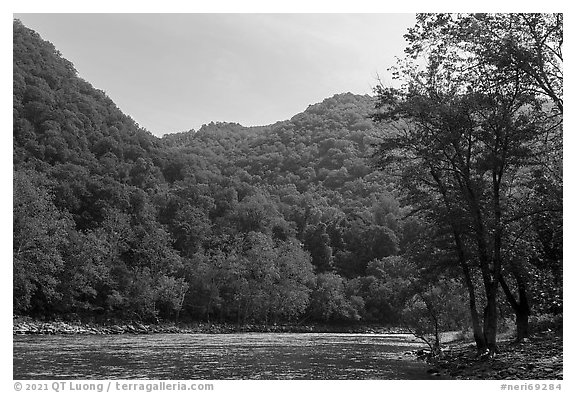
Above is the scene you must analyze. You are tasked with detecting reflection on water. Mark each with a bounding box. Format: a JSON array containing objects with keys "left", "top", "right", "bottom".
[{"left": 13, "top": 333, "right": 435, "bottom": 380}]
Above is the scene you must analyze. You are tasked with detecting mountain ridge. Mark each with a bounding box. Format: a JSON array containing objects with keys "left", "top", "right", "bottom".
[{"left": 13, "top": 19, "right": 411, "bottom": 325}]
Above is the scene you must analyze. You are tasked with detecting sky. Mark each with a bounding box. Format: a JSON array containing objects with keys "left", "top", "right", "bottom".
[{"left": 14, "top": 13, "right": 416, "bottom": 136}]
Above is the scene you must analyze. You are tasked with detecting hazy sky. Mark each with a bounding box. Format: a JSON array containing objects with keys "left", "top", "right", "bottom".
[{"left": 15, "top": 13, "right": 416, "bottom": 136}]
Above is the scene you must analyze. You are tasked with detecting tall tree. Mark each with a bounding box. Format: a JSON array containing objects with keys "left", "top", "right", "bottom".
[{"left": 372, "top": 13, "right": 561, "bottom": 353}]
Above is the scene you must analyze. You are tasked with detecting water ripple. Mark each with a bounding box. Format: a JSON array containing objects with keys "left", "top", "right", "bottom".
[{"left": 14, "top": 333, "right": 434, "bottom": 380}]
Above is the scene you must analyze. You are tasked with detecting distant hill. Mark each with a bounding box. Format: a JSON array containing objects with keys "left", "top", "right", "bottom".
[{"left": 13, "top": 19, "right": 408, "bottom": 325}]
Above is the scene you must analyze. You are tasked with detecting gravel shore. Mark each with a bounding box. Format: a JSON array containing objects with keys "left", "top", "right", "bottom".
[{"left": 13, "top": 318, "right": 409, "bottom": 335}]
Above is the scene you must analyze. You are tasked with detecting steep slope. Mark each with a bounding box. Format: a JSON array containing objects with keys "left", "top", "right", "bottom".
[
  {"left": 13, "top": 19, "right": 159, "bottom": 168},
  {"left": 13, "top": 20, "right": 412, "bottom": 325}
]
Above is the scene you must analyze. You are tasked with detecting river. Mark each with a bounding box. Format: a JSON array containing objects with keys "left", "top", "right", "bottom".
[{"left": 13, "top": 333, "right": 437, "bottom": 379}]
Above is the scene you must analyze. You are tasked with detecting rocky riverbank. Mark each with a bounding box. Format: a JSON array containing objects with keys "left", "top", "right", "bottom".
[
  {"left": 425, "top": 332, "right": 563, "bottom": 380},
  {"left": 13, "top": 317, "right": 407, "bottom": 336}
]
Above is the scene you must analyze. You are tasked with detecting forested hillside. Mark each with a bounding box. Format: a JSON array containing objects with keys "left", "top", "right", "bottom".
[
  {"left": 13, "top": 19, "right": 424, "bottom": 326},
  {"left": 13, "top": 15, "right": 562, "bottom": 351}
]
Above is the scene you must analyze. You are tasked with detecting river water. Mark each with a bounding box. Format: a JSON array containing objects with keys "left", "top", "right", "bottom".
[{"left": 13, "top": 333, "right": 436, "bottom": 380}]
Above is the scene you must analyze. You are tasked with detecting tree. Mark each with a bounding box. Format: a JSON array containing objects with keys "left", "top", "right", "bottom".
[
  {"left": 56, "top": 229, "right": 111, "bottom": 315},
  {"left": 13, "top": 170, "right": 73, "bottom": 314},
  {"left": 402, "top": 278, "right": 469, "bottom": 354},
  {"left": 272, "top": 240, "right": 315, "bottom": 321},
  {"left": 234, "top": 193, "right": 282, "bottom": 235},
  {"left": 154, "top": 275, "right": 189, "bottom": 320},
  {"left": 372, "top": 13, "right": 562, "bottom": 353},
  {"left": 403, "top": 14, "right": 562, "bottom": 113},
  {"left": 309, "top": 272, "right": 364, "bottom": 322},
  {"left": 170, "top": 205, "right": 212, "bottom": 257},
  {"left": 303, "top": 222, "right": 334, "bottom": 272}
]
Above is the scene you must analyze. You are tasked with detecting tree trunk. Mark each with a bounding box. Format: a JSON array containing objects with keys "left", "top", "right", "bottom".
[
  {"left": 449, "top": 163, "right": 499, "bottom": 356},
  {"left": 470, "top": 305, "right": 487, "bottom": 353},
  {"left": 466, "top": 185, "right": 498, "bottom": 356},
  {"left": 516, "top": 300, "right": 530, "bottom": 341},
  {"left": 499, "top": 273, "right": 531, "bottom": 341},
  {"left": 471, "top": 206, "right": 498, "bottom": 356},
  {"left": 483, "top": 283, "right": 499, "bottom": 356},
  {"left": 429, "top": 169, "right": 488, "bottom": 353},
  {"left": 516, "top": 273, "right": 530, "bottom": 340},
  {"left": 454, "top": 231, "right": 487, "bottom": 353}
]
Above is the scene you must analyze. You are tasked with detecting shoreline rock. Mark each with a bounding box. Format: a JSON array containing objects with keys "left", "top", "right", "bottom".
[
  {"left": 427, "top": 333, "right": 563, "bottom": 380},
  {"left": 13, "top": 318, "right": 413, "bottom": 336}
]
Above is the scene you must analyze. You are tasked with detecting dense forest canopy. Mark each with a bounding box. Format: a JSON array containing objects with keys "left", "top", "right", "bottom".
[{"left": 13, "top": 15, "right": 562, "bottom": 351}]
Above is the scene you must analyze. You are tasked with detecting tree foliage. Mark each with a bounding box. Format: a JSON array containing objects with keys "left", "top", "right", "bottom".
[{"left": 372, "top": 13, "right": 562, "bottom": 351}]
